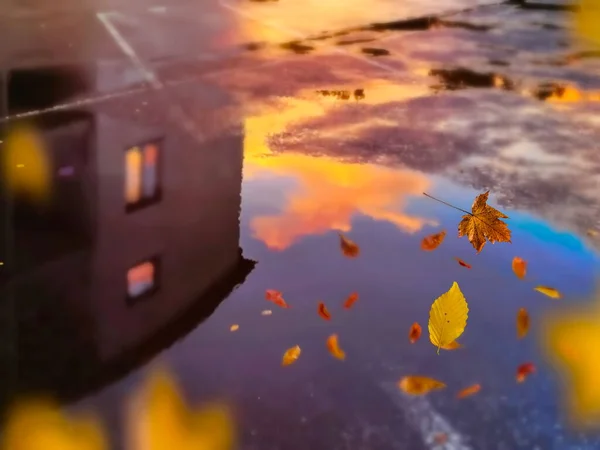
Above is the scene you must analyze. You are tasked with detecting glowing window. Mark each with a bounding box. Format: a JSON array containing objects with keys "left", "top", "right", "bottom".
[
  {"left": 125, "top": 140, "right": 162, "bottom": 212},
  {"left": 127, "top": 257, "right": 160, "bottom": 303}
]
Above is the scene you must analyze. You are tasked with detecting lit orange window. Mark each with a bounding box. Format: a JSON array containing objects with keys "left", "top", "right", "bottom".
[
  {"left": 125, "top": 140, "right": 161, "bottom": 211},
  {"left": 127, "top": 260, "right": 157, "bottom": 299}
]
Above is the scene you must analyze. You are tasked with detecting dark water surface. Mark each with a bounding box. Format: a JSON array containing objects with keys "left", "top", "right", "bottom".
[{"left": 1, "top": 0, "right": 600, "bottom": 449}]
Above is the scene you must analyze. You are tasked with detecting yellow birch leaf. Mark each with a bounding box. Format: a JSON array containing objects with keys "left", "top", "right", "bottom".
[
  {"left": 535, "top": 286, "right": 562, "bottom": 299},
  {"left": 574, "top": 0, "right": 600, "bottom": 48},
  {"left": 429, "top": 282, "right": 469, "bottom": 354}
]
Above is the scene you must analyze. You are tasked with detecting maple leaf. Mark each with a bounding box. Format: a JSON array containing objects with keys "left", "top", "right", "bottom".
[{"left": 457, "top": 191, "right": 511, "bottom": 253}]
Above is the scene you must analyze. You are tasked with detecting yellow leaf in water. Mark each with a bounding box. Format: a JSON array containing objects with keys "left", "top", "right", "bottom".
[
  {"left": 282, "top": 345, "right": 301, "bottom": 366},
  {"left": 535, "top": 286, "right": 562, "bottom": 299},
  {"left": 338, "top": 232, "right": 360, "bottom": 258},
  {"left": 1, "top": 400, "right": 107, "bottom": 450},
  {"left": 429, "top": 282, "right": 469, "bottom": 354},
  {"left": 516, "top": 308, "right": 530, "bottom": 339},
  {"left": 398, "top": 376, "right": 446, "bottom": 395},
  {"left": 574, "top": 0, "right": 600, "bottom": 48},
  {"left": 126, "top": 368, "right": 235, "bottom": 450},
  {"left": 229, "top": 324, "right": 239, "bottom": 332},
  {"left": 458, "top": 191, "right": 511, "bottom": 253}
]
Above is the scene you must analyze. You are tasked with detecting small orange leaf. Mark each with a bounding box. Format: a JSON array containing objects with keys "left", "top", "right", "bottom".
[
  {"left": 434, "top": 433, "right": 448, "bottom": 445},
  {"left": 454, "top": 257, "right": 471, "bottom": 269},
  {"left": 398, "top": 376, "right": 446, "bottom": 395},
  {"left": 456, "top": 383, "right": 481, "bottom": 399},
  {"left": 516, "top": 307, "right": 530, "bottom": 339},
  {"left": 535, "top": 286, "right": 562, "bottom": 299},
  {"left": 282, "top": 345, "right": 301, "bottom": 366},
  {"left": 318, "top": 302, "right": 332, "bottom": 321},
  {"left": 516, "top": 362, "right": 535, "bottom": 383},
  {"left": 266, "top": 289, "right": 290, "bottom": 308},
  {"left": 409, "top": 322, "right": 422, "bottom": 344},
  {"left": 512, "top": 257, "right": 527, "bottom": 279},
  {"left": 326, "top": 334, "right": 346, "bottom": 360},
  {"left": 344, "top": 292, "right": 359, "bottom": 309},
  {"left": 230, "top": 324, "right": 239, "bottom": 332},
  {"left": 339, "top": 233, "right": 360, "bottom": 258},
  {"left": 421, "top": 230, "right": 446, "bottom": 251},
  {"left": 440, "top": 340, "right": 463, "bottom": 350}
]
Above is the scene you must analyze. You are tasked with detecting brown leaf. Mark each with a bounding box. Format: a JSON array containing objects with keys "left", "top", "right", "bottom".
[
  {"left": 326, "top": 334, "right": 346, "bottom": 360},
  {"left": 458, "top": 191, "right": 511, "bottom": 253},
  {"left": 454, "top": 257, "right": 471, "bottom": 269},
  {"left": 516, "top": 307, "right": 530, "bottom": 339},
  {"left": 282, "top": 345, "right": 301, "bottom": 366},
  {"left": 421, "top": 230, "right": 446, "bottom": 251},
  {"left": 318, "top": 302, "right": 332, "bottom": 321},
  {"left": 343, "top": 292, "right": 359, "bottom": 309},
  {"left": 516, "top": 362, "right": 536, "bottom": 383},
  {"left": 512, "top": 257, "right": 527, "bottom": 279},
  {"left": 456, "top": 383, "right": 481, "bottom": 399},
  {"left": 398, "top": 376, "right": 446, "bottom": 395},
  {"left": 339, "top": 233, "right": 360, "bottom": 258},
  {"left": 409, "top": 322, "right": 422, "bottom": 344}
]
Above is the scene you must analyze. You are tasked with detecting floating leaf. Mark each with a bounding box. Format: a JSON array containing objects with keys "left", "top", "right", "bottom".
[
  {"left": 429, "top": 282, "right": 469, "bottom": 354},
  {"left": 398, "top": 376, "right": 446, "bottom": 395},
  {"left": 343, "top": 292, "right": 359, "bottom": 309},
  {"left": 535, "top": 286, "right": 562, "bottom": 299},
  {"left": 409, "top": 322, "right": 422, "bottom": 344},
  {"left": 265, "top": 289, "right": 290, "bottom": 308},
  {"left": 512, "top": 257, "right": 527, "bottom": 279},
  {"left": 421, "top": 230, "right": 446, "bottom": 251},
  {"left": 282, "top": 346, "right": 301, "bottom": 366},
  {"left": 318, "top": 302, "right": 332, "bottom": 321},
  {"left": 516, "top": 362, "right": 536, "bottom": 383},
  {"left": 575, "top": 0, "right": 600, "bottom": 48},
  {"left": 588, "top": 229, "right": 599, "bottom": 238},
  {"left": 230, "top": 324, "right": 239, "bottom": 332},
  {"left": 440, "top": 340, "right": 463, "bottom": 350},
  {"left": 326, "top": 334, "right": 346, "bottom": 360},
  {"left": 454, "top": 257, "right": 471, "bottom": 269},
  {"left": 339, "top": 232, "right": 360, "bottom": 257},
  {"left": 457, "top": 383, "right": 481, "bottom": 399},
  {"left": 261, "top": 310, "right": 272, "bottom": 316},
  {"left": 458, "top": 191, "right": 511, "bottom": 253},
  {"left": 517, "top": 308, "right": 530, "bottom": 339}
]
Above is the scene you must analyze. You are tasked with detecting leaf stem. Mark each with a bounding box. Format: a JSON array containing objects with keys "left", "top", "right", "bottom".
[{"left": 423, "top": 192, "right": 472, "bottom": 215}]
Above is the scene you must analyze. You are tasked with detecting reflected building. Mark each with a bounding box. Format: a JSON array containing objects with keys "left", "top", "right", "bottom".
[{"left": 0, "top": 63, "right": 254, "bottom": 412}]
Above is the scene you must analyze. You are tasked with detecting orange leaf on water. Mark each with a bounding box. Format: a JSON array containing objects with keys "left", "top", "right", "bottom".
[
  {"left": 265, "top": 289, "right": 290, "bottom": 308},
  {"left": 516, "top": 362, "right": 536, "bottom": 383},
  {"left": 229, "top": 324, "right": 239, "bottom": 332},
  {"left": 318, "top": 302, "right": 332, "bottom": 321},
  {"left": 454, "top": 257, "right": 471, "bottom": 269},
  {"left": 344, "top": 292, "right": 359, "bottom": 309},
  {"left": 326, "top": 334, "right": 346, "bottom": 360},
  {"left": 282, "top": 345, "right": 301, "bottom": 366},
  {"left": 457, "top": 383, "right": 481, "bottom": 399},
  {"left": 398, "top": 376, "right": 446, "bottom": 395},
  {"left": 516, "top": 307, "right": 530, "bottom": 339},
  {"left": 409, "top": 322, "right": 422, "bottom": 344},
  {"left": 339, "top": 232, "right": 360, "bottom": 258},
  {"left": 421, "top": 230, "right": 446, "bottom": 251},
  {"left": 535, "top": 286, "right": 562, "bottom": 299},
  {"left": 512, "top": 257, "right": 527, "bottom": 279}
]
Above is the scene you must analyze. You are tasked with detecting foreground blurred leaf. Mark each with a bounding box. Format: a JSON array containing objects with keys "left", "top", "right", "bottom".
[
  {"left": 282, "top": 346, "right": 302, "bottom": 366},
  {"left": 409, "top": 322, "right": 422, "bottom": 344},
  {"left": 326, "top": 334, "right": 346, "bottom": 360},
  {"left": 338, "top": 233, "right": 360, "bottom": 258},
  {"left": 516, "top": 308, "right": 530, "bottom": 339},
  {"left": 535, "top": 286, "right": 562, "bottom": 299},
  {"left": 574, "top": 0, "right": 600, "bottom": 48},
  {"left": 127, "top": 369, "right": 234, "bottom": 450},
  {"left": 398, "top": 376, "right": 446, "bottom": 395},
  {"left": 429, "top": 282, "right": 469, "bottom": 354},
  {"left": 1, "top": 400, "right": 106, "bottom": 450},
  {"left": 512, "top": 257, "right": 527, "bottom": 279},
  {"left": 457, "top": 191, "right": 511, "bottom": 253},
  {"left": 421, "top": 230, "right": 446, "bottom": 251}
]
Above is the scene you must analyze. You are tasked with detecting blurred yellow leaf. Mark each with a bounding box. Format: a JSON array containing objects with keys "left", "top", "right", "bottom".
[
  {"left": 282, "top": 345, "right": 301, "bottom": 366},
  {"left": 126, "top": 368, "right": 235, "bottom": 450},
  {"left": 574, "top": 0, "right": 600, "bottom": 48},
  {"left": 1, "top": 400, "right": 106, "bottom": 450},
  {"left": 429, "top": 282, "right": 469, "bottom": 354},
  {"left": 398, "top": 376, "right": 446, "bottom": 395},
  {"left": 229, "top": 324, "right": 239, "bottom": 332},
  {"left": 2, "top": 124, "right": 51, "bottom": 203},
  {"left": 535, "top": 286, "right": 562, "bottom": 299}
]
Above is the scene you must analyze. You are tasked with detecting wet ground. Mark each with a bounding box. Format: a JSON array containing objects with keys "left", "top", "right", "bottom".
[{"left": 1, "top": 0, "right": 600, "bottom": 449}]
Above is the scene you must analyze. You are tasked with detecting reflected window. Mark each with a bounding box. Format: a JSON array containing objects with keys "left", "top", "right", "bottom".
[
  {"left": 125, "top": 140, "right": 162, "bottom": 212},
  {"left": 127, "top": 257, "right": 160, "bottom": 304}
]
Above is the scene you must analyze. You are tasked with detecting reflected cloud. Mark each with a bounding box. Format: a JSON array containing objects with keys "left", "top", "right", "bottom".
[{"left": 242, "top": 87, "right": 437, "bottom": 250}]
